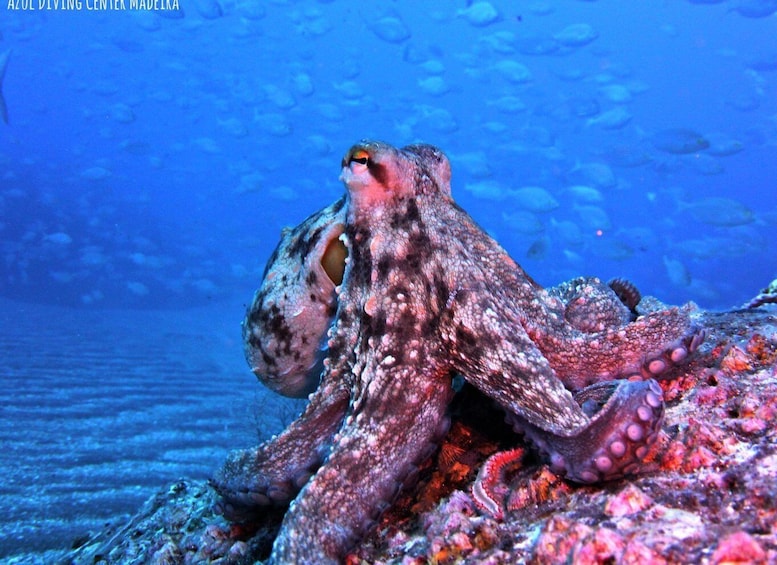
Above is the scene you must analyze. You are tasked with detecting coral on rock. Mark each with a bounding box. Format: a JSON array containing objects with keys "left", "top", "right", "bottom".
[{"left": 61, "top": 304, "right": 777, "bottom": 564}]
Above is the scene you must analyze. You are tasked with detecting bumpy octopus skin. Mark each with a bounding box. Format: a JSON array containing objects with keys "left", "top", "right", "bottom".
[
  {"left": 213, "top": 141, "right": 705, "bottom": 564},
  {"left": 242, "top": 198, "right": 347, "bottom": 398}
]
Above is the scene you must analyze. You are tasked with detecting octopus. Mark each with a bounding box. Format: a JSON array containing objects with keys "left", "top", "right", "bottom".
[{"left": 212, "top": 141, "right": 705, "bottom": 564}]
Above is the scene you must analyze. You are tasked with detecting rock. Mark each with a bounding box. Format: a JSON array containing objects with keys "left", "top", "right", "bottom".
[{"left": 60, "top": 305, "right": 777, "bottom": 564}]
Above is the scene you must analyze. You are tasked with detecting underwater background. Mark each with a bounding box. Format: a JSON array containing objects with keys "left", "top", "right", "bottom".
[{"left": 0, "top": 0, "right": 776, "bottom": 561}]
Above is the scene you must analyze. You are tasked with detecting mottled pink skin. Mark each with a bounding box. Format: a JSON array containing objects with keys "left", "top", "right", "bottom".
[
  {"left": 213, "top": 141, "right": 704, "bottom": 564},
  {"left": 242, "top": 198, "right": 346, "bottom": 398}
]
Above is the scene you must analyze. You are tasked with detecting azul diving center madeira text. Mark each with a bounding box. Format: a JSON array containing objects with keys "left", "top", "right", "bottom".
[{"left": 8, "top": 0, "right": 179, "bottom": 11}]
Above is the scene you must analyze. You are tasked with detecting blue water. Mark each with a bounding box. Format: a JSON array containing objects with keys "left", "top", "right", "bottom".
[
  {"left": 1, "top": 0, "right": 776, "bottom": 311},
  {"left": 1, "top": 0, "right": 777, "bottom": 560}
]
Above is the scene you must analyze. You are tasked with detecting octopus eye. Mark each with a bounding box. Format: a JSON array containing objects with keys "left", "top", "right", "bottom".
[
  {"left": 321, "top": 235, "right": 347, "bottom": 286},
  {"left": 349, "top": 149, "right": 370, "bottom": 166}
]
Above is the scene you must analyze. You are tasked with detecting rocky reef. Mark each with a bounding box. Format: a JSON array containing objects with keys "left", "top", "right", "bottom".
[{"left": 61, "top": 300, "right": 777, "bottom": 564}]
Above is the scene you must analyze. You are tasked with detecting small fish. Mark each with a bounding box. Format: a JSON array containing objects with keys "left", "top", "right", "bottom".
[
  {"left": 565, "top": 185, "right": 603, "bottom": 203},
  {"left": 420, "top": 59, "right": 446, "bottom": 75},
  {"left": 417, "top": 105, "right": 458, "bottom": 133},
  {"left": 43, "top": 232, "right": 73, "bottom": 245},
  {"left": 690, "top": 154, "right": 724, "bottom": 176},
  {"left": 680, "top": 197, "right": 755, "bottom": 227},
  {"left": 304, "top": 135, "right": 332, "bottom": 157},
  {"left": 110, "top": 103, "right": 135, "bottom": 124},
  {"left": 464, "top": 180, "right": 505, "bottom": 201},
  {"left": 570, "top": 96, "right": 600, "bottom": 118},
  {"left": 746, "top": 52, "right": 777, "bottom": 72},
  {"left": 663, "top": 255, "right": 691, "bottom": 287},
  {"left": 417, "top": 76, "right": 449, "bottom": 96},
  {"left": 705, "top": 132, "right": 744, "bottom": 156},
  {"left": 218, "top": 117, "right": 248, "bottom": 138},
  {"left": 193, "top": 0, "right": 222, "bottom": 19},
  {"left": 453, "top": 151, "right": 492, "bottom": 178},
  {"left": 127, "top": 281, "right": 150, "bottom": 296},
  {"left": 586, "top": 107, "right": 633, "bottom": 130},
  {"left": 591, "top": 237, "right": 634, "bottom": 261},
  {"left": 563, "top": 248, "right": 584, "bottom": 264},
  {"left": 458, "top": 1, "right": 501, "bottom": 27},
  {"left": 732, "top": 0, "right": 777, "bottom": 18},
  {"left": 502, "top": 210, "right": 544, "bottom": 235},
  {"left": 598, "top": 84, "right": 632, "bottom": 103},
  {"left": 265, "top": 85, "right": 297, "bottom": 108},
  {"left": 368, "top": 15, "right": 411, "bottom": 43},
  {"left": 567, "top": 161, "right": 617, "bottom": 188},
  {"left": 573, "top": 204, "right": 612, "bottom": 231},
  {"left": 553, "top": 23, "right": 598, "bottom": 47},
  {"left": 0, "top": 49, "right": 11, "bottom": 125},
  {"left": 651, "top": 128, "right": 710, "bottom": 154},
  {"left": 80, "top": 166, "right": 112, "bottom": 181},
  {"left": 509, "top": 186, "right": 559, "bottom": 212},
  {"left": 293, "top": 73, "right": 315, "bottom": 97},
  {"left": 551, "top": 218, "right": 584, "bottom": 247},
  {"left": 493, "top": 60, "right": 532, "bottom": 83},
  {"left": 526, "top": 236, "right": 549, "bottom": 259}
]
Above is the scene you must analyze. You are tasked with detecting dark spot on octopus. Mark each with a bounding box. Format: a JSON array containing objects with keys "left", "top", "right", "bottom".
[
  {"left": 377, "top": 256, "right": 393, "bottom": 279},
  {"left": 367, "top": 160, "right": 390, "bottom": 187}
]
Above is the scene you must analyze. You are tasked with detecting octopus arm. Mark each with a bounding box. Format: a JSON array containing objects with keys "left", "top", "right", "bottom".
[
  {"left": 444, "top": 289, "right": 667, "bottom": 483},
  {"left": 533, "top": 304, "right": 704, "bottom": 390},
  {"left": 270, "top": 364, "right": 453, "bottom": 564},
  {"left": 506, "top": 379, "right": 666, "bottom": 483},
  {"left": 444, "top": 289, "right": 590, "bottom": 435},
  {"left": 211, "top": 376, "right": 350, "bottom": 521}
]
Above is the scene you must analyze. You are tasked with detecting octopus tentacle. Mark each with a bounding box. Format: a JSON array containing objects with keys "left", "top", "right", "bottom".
[
  {"left": 633, "top": 324, "right": 706, "bottom": 380},
  {"left": 445, "top": 288, "right": 590, "bottom": 434},
  {"left": 211, "top": 378, "right": 350, "bottom": 521},
  {"left": 271, "top": 368, "right": 453, "bottom": 564},
  {"left": 506, "top": 379, "right": 664, "bottom": 483},
  {"left": 532, "top": 304, "right": 704, "bottom": 390}
]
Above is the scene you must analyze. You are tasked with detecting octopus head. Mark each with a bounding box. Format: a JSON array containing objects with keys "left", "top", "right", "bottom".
[{"left": 339, "top": 140, "right": 452, "bottom": 213}]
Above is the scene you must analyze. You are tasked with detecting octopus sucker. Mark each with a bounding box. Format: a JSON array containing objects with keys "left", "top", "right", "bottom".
[{"left": 212, "top": 141, "right": 704, "bottom": 563}]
